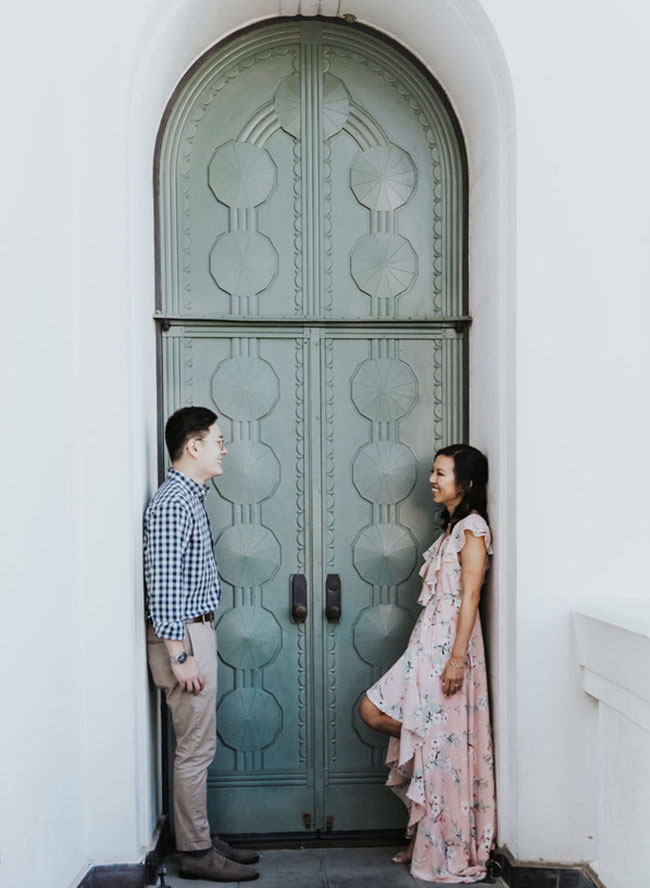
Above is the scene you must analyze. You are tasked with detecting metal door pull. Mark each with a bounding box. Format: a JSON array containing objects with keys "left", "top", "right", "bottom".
[
  {"left": 291, "top": 574, "right": 308, "bottom": 623},
  {"left": 325, "top": 574, "right": 341, "bottom": 623}
]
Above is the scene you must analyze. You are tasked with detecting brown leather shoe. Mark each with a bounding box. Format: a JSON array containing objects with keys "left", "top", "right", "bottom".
[
  {"left": 211, "top": 834, "right": 260, "bottom": 864},
  {"left": 179, "top": 848, "right": 259, "bottom": 881}
]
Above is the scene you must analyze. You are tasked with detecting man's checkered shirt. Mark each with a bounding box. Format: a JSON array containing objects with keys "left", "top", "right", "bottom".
[{"left": 144, "top": 468, "right": 221, "bottom": 640}]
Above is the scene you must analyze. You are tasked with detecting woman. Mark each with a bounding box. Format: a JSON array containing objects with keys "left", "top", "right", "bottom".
[{"left": 359, "top": 444, "right": 496, "bottom": 883}]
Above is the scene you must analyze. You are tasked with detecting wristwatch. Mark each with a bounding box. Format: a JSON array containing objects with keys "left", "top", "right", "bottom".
[{"left": 170, "top": 650, "right": 188, "bottom": 665}]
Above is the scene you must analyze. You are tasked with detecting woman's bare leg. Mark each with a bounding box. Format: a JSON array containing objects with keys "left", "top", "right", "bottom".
[
  {"left": 359, "top": 696, "right": 411, "bottom": 863},
  {"left": 358, "top": 695, "right": 402, "bottom": 739}
]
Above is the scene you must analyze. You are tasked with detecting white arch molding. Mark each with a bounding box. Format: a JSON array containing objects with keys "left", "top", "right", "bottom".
[{"left": 128, "top": 0, "right": 517, "bottom": 855}]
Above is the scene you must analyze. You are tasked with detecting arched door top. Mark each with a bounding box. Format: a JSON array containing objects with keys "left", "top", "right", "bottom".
[{"left": 157, "top": 19, "right": 466, "bottom": 322}]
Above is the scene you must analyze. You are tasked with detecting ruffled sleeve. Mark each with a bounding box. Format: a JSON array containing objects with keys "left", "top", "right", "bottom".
[
  {"left": 417, "top": 533, "right": 445, "bottom": 605},
  {"left": 449, "top": 513, "right": 492, "bottom": 557},
  {"left": 417, "top": 514, "right": 492, "bottom": 606}
]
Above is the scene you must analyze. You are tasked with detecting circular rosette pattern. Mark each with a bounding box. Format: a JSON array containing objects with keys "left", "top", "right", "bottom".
[
  {"left": 350, "top": 234, "right": 417, "bottom": 299},
  {"left": 350, "top": 145, "right": 416, "bottom": 211},
  {"left": 321, "top": 74, "right": 351, "bottom": 137},
  {"left": 208, "top": 141, "right": 276, "bottom": 208},
  {"left": 353, "top": 523, "right": 417, "bottom": 586},
  {"left": 217, "top": 688, "right": 282, "bottom": 752},
  {"left": 214, "top": 441, "right": 280, "bottom": 504},
  {"left": 210, "top": 230, "right": 278, "bottom": 296},
  {"left": 216, "top": 605, "right": 281, "bottom": 670},
  {"left": 211, "top": 356, "right": 279, "bottom": 421},
  {"left": 351, "top": 358, "right": 417, "bottom": 422},
  {"left": 352, "top": 441, "right": 417, "bottom": 505},
  {"left": 215, "top": 524, "right": 281, "bottom": 588},
  {"left": 274, "top": 73, "right": 350, "bottom": 138},
  {"left": 273, "top": 74, "right": 301, "bottom": 138},
  {"left": 353, "top": 604, "right": 414, "bottom": 668}
]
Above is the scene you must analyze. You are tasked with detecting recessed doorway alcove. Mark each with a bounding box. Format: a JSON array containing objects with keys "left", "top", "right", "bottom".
[{"left": 130, "top": 0, "right": 515, "bottom": 851}]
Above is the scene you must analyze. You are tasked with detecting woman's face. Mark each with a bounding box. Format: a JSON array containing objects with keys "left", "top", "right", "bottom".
[{"left": 429, "top": 454, "right": 463, "bottom": 513}]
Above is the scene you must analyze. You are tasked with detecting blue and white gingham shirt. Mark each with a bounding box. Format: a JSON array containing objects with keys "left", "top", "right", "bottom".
[{"left": 144, "top": 468, "right": 221, "bottom": 640}]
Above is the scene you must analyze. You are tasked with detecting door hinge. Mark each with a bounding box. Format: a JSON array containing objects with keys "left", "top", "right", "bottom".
[
  {"left": 326, "top": 815, "right": 334, "bottom": 832},
  {"left": 302, "top": 811, "right": 312, "bottom": 831}
]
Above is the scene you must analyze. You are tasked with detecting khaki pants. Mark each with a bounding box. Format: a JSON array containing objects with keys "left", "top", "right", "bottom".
[{"left": 147, "top": 621, "right": 218, "bottom": 851}]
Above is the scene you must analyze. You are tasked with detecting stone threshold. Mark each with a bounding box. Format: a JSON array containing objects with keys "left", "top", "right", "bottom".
[{"left": 76, "top": 845, "right": 605, "bottom": 888}]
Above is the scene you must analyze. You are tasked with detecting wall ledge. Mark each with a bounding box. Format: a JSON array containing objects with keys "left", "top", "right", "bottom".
[
  {"left": 572, "top": 600, "right": 650, "bottom": 727},
  {"left": 75, "top": 863, "right": 148, "bottom": 888},
  {"left": 492, "top": 848, "right": 601, "bottom": 888},
  {"left": 74, "top": 820, "right": 166, "bottom": 887}
]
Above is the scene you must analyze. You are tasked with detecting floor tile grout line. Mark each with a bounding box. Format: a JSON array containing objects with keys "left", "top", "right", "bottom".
[{"left": 319, "top": 848, "right": 329, "bottom": 888}]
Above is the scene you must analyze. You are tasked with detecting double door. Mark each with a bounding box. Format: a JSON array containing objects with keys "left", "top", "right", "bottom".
[
  {"left": 158, "top": 19, "right": 466, "bottom": 833},
  {"left": 162, "top": 324, "right": 463, "bottom": 832}
]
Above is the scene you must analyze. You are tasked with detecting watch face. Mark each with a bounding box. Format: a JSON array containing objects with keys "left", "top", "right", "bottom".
[{"left": 176, "top": 652, "right": 188, "bottom": 664}]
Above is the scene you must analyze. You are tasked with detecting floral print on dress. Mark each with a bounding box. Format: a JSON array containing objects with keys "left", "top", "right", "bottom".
[{"left": 366, "top": 513, "right": 496, "bottom": 883}]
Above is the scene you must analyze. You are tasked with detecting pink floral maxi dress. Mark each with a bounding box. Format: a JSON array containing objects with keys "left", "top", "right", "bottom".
[{"left": 366, "top": 513, "right": 496, "bottom": 883}]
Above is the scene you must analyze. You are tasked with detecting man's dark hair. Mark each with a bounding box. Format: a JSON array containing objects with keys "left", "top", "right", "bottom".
[{"left": 165, "top": 407, "right": 218, "bottom": 461}]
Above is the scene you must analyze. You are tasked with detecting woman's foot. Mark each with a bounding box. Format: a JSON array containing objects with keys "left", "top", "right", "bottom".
[
  {"left": 391, "top": 849, "right": 411, "bottom": 864},
  {"left": 391, "top": 836, "right": 415, "bottom": 864}
]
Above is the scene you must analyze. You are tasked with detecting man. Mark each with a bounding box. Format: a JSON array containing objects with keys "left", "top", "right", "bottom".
[{"left": 144, "top": 406, "right": 259, "bottom": 882}]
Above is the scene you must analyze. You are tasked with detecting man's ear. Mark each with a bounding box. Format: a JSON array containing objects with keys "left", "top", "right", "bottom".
[{"left": 185, "top": 437, "right": 200, "bottom": 459}]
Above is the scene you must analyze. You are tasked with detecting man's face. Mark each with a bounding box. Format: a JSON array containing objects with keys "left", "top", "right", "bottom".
[{"left": 193, "top": 422, "right": 227, "bottom": 479}]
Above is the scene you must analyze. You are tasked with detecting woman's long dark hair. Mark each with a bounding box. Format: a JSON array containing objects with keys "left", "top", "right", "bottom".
[{"left": 435, "top": 444, "right": 489, "bottom": 531}]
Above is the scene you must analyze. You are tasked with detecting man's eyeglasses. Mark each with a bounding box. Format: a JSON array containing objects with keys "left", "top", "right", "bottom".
[{"left": 196, "top": 436, "right": 227, "bottom": 450}]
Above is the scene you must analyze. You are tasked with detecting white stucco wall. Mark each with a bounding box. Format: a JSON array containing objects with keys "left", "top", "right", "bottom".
[
  {"left": 1, "top": 2, "right": 161, "bottom": 886},
  {"left": 483, "top": 0, "right": 650, "bottom": 864},
  {"left": 1, "top": 7, "right": 91, "bottom": 888},
  {"left": 1, "top": 2, "right": 649, "bottom": 887}
]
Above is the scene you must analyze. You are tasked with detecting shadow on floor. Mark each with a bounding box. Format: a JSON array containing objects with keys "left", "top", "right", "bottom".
[{"left": 162, "top": 846, "right": 506, "bottom": 888}]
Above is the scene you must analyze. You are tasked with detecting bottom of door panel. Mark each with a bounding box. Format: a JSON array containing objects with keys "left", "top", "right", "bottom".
[
  {"left": 324, "top": 784, "right": 407, "bottom": 831},
  {"left": 206, "top": 783, "right": 407, "bottom": 835},
  {"left": 207, "top": 786, "right": 315, "bottom": 834}
]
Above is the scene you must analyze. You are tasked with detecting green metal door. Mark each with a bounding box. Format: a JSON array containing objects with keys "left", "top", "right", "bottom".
[{"left": 158, "top": 20, "right": 466, "bottom": 835}]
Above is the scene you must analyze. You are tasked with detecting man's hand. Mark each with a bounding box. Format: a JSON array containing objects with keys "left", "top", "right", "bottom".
[{"left": 171, "top": 656, "right": 205, "bottom": 694}]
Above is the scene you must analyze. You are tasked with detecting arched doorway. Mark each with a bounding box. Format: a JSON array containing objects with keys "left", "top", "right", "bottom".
[{"left": 156, "top": 18, "right": 467, "bottom": 835}]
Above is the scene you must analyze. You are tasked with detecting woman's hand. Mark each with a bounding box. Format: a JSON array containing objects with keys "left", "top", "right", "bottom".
[{"left": 441, "top": 657, "right": 465, "bottom": 696}]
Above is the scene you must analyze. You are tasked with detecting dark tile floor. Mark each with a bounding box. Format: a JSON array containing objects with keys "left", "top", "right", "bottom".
[{"left": 163, "top": 846, "right": 508, "bottom": 887}]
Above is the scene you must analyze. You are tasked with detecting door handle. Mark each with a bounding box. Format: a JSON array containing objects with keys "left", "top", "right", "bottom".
[
  {"left": 291, "top": 573, "right": 308, "bottom": 623},
  {"left": 325, "top": 574, "right": 341, "bottom": 623}
]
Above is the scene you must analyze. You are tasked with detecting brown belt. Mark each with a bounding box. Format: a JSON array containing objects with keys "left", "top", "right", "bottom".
[{"left": 188, "top": 611, "right": 214, "bottom": 624}]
